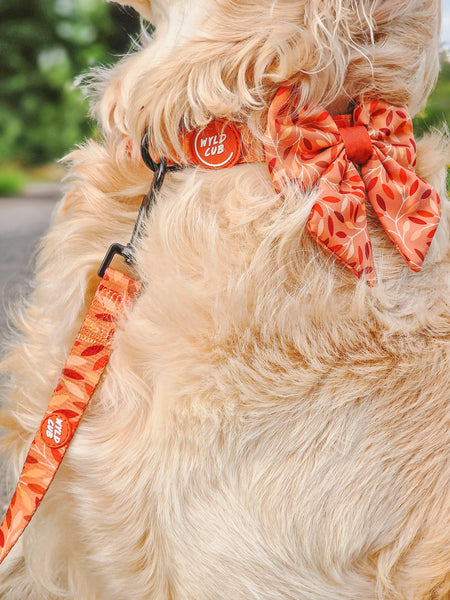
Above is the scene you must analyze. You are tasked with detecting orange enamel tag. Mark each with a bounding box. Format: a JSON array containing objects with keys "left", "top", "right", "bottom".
[{"left": 189, "top": 119, "right": 241, "bottom": 168}]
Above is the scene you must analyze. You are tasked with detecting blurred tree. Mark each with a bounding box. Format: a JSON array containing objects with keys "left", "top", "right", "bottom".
[
  {"left": 0, "top": 1, "right": 448, "bottom": 169},
  {"left": 0, "top": 0, "right": 139, "bottom": 165},
  {"left": 413, "top": 50, "right": 450, "bottom": 193}
]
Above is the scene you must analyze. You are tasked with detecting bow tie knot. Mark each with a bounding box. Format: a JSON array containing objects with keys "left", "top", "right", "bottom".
[
  {"left": 334, "top": 118, "right": 372, "bottom": 166},
  {"left": 264, "top": 87, "right": 441, "bottom": 285}
]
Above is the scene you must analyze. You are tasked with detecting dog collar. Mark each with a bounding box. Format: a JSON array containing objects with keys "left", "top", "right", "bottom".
[
  {"left": 142, "top": 119, "right": 265, "bottom": 171},
  {"left": 141, "top": 87, "right": 441, "bottom": 285}
]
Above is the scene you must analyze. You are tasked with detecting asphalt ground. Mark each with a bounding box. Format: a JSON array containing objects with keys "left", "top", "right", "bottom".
[{"left": 0, "top": 183, "right": 61, "bottom": 339}]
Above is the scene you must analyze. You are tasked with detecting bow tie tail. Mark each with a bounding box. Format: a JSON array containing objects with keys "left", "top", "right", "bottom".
[
  {"left": 307, "top": 160, "right": 377, "bottom": 285},
  {"left": 362, "top": 154, "right": 441, "bottom": 273}
]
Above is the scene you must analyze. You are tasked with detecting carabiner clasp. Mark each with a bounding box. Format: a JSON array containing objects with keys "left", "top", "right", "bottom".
[{"left": 98, "top": 160, "right": 168, "bottom": 277}]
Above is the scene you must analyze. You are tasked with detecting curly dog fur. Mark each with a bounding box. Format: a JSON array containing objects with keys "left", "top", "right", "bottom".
[{"left": 0, "top": 0, "right": 449, "bottom": 598}]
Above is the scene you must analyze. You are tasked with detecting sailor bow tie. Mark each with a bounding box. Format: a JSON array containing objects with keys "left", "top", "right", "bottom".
[{"left": 264, "top": 87, "right": 441, "bottom": 284}]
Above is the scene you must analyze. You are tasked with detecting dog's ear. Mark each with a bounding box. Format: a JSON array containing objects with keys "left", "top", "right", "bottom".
[{"left": 108, "top": 0, "right": 153, "bottom": 20}]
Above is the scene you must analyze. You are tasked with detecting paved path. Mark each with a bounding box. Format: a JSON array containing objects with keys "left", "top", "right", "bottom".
[
  {"left": 0, "top": 182, "right": 62, "bottom": 512},
  {"left": 0, "top": 183, "right": 61, "bottom": 340}
]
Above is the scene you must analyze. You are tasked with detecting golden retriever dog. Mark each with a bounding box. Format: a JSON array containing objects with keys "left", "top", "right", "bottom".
[{"left": 0, "top": 0, "right": 449, "bottom": 598}]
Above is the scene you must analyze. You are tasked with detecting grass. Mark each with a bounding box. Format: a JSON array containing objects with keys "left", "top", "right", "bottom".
[{"left": 0, "top": 165, "right": 29, "bottom": 196}]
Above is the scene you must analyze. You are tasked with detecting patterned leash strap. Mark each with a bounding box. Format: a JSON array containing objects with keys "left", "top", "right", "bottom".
[{"left": 0, "top": 267, "right": 141, "bottom": 565}]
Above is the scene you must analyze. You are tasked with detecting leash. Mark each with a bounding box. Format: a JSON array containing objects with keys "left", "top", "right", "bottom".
[{"left": 0, "top": 158, "right": 169, "bottom": 565}]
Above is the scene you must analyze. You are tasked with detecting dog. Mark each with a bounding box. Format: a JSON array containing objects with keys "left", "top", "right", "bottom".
[{"left": 0, "top": 0, "right": 449, "bottom": 598}]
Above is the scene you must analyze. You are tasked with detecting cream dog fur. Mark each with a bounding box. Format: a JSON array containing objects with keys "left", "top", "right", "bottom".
[{"left": 0, "top": 0, "right": 449, "bottom": 598}]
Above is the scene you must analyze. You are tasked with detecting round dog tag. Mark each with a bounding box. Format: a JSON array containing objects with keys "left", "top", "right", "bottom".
[{"left": 190, "top": 120, "right": 241, "bottom": 168}]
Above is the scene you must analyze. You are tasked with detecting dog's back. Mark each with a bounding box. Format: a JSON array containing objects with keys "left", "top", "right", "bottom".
[{"left": 0, "top": 1, "right": 449, "bottom": 598}]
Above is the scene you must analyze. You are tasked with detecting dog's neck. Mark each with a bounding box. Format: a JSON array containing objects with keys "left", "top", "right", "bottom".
[
  {"left": 143, "top": 95, "right": 356, "bottom": 173},
  {"left": 143, "top": 90, "right": 355, "bottom": 170},
  {"left": 139, "top": 87, "right": 441, "bottom": 288},
  {"left": 325, "top": 96, "right": 353, "bottom": 116}
]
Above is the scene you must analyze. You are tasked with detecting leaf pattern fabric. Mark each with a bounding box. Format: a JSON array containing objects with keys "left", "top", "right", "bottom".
[
  {"left": 264, "top": 87, "right": 442, "bottom": 284},
  {"left": 0, "top": 267, "right": 141, "bottom": 564}
]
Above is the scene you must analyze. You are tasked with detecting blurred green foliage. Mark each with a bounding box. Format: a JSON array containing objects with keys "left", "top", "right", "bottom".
[
  {"left": 0, "top": 1, "right": 449, "bottom": 174},
  {"left": 0, "top": 165, "right": 29, "bottom": 195},
  {"left": 0, "top": 0, "right": 138, "bottom": 166},
  {"left": 413, "top": 52, "right": 450, "bottom": 194}
]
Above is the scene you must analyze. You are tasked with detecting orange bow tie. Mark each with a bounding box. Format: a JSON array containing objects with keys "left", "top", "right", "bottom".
[{"left": 264, "top": 87, "right": 442, "bottom": 284}]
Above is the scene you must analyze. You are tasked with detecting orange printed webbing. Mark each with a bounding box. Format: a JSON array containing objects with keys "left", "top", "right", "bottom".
[{"left": 0, "top": 267, "right": 141, "bottom": 565}]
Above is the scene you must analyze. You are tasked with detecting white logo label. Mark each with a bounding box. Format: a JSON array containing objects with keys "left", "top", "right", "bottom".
[
  {"left": 194, "top": 130, "right": 234, "bottom": 167},
  {"left": 46, "top": 416, "right": 64, "bottom": 444}
]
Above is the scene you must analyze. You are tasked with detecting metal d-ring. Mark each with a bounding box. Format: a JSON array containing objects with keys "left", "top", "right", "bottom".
[
  {"left": 140, "top": 131, "right": 158, "bottom": 172},
  {"left": 140, "top": 131, "right": 180, "bottom": 174}
]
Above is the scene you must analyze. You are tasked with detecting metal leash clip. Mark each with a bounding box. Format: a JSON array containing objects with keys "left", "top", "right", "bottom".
[{"left": 98, "top": 133, "right": 178, "bottom": 277}]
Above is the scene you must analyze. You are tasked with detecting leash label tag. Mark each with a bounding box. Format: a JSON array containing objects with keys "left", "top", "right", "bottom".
[{"left": 41, "top": 413, "right": 72, "bottom": 448}]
